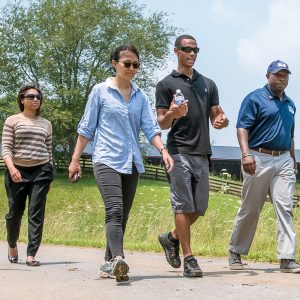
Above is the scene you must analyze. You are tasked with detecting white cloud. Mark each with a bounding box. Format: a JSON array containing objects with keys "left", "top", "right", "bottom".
[
  {"left": 237, "top": 0, "right": 300, "bottom": 74},
  {"left": 210, "top": 0, "right": 240, "bottom": 23}
]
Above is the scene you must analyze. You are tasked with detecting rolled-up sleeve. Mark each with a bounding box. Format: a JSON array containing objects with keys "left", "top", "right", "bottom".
[
  {"left": 77, "top": 85, "right": 102, "bottom": 140},
  {"left": 140, "top": 96, "right": 161, "bottom": 143}
]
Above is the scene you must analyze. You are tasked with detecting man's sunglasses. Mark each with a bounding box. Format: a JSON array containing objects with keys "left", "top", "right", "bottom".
[
  {"left": 119, "top": 61, "right": 140, "bottom": 69},
  {"left": 176, "top": 46, "right": 200, "bottom": 54},
  {"left": 23, "top": 94, "right": 42, "bottom": 100}
]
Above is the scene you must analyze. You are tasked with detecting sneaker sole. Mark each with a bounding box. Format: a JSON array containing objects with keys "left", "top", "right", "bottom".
[
  {"left": 158, "top": 235, "right": 181, "bottom": 269},
  {"left": 229, "top": 264, "right": 244, "bottom": 270},
  {"left": 116, "top": 274, "right": 129, "bottom": 282},
  {"left": 280, "top": 268, "right": 300, "bottom": 273},
  {"left": 183, "top": 271, "right": 203, "bottom": 278},
  {"left": 113, "top": 260, "right": 129, "bottom": 282},
  {"left": 99, "top": 271, "right": 115, "bottom": 279}
]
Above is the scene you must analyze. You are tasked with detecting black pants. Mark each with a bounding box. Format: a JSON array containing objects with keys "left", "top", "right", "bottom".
[
  {"left": 5, "top": 163, "right": 53, "bottom": 257},
  {"left": 93, "top": 163, "right": 139, "bottom": 261}
]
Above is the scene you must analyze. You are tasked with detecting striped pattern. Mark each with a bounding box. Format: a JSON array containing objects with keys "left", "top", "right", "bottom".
[{"left": 1, "top": 113, "right": 52, "bottom": 167}]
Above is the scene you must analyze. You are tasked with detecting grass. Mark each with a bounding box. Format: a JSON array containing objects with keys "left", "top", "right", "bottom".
[{"left": 0, "top": 170, "right": 300, "bottom": 262}]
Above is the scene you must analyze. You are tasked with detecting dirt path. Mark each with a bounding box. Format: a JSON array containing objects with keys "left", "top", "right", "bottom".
[{"left": 1, "top": 241, "right": 300, "bottom": 300}]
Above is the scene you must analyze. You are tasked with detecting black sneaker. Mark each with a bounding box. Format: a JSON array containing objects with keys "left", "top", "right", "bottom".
[
  {"left": 183, "top": 256, "right": 203, "bottom": 277},
  {"left": 280, "top": 259, "right": 300, "bottom": 273},
  {"left": 158, "top": 232, "right": 181, "bottom": 268},
  {"left": 112, "top": 258, "right": 130, "bottom": 282},
  {"left": 229, "top": 250, "right": 244, "bottom": 270}
]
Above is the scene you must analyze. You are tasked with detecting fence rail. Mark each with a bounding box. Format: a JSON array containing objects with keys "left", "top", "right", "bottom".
[{"left": 1, "top": 158, "right": 300, "bottom": 207}]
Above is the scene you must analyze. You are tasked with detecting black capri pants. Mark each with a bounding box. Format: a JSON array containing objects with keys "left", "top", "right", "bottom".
[{"left": 5, "top": 162, "right": 53, "bottom": 257}]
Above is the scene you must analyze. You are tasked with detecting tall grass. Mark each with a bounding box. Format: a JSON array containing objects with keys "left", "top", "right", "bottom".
[{"left": 0, "top": 171, "right": 300, "bottom": 262}]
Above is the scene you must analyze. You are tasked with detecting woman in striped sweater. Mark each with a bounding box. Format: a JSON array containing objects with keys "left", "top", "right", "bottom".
[{"left": 1, "top": 85, "right": 53, "bottom": 266}]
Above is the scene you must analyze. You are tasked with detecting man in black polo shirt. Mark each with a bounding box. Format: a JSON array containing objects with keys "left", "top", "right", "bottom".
[{"left": 155, "top": 34, "right": 229, "bottom": 277}]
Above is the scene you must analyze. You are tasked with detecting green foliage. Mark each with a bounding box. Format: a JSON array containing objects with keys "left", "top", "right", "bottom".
[
  {"left": 1, "top": 171, "right": 300, "bottom": 262},
  {"left": 0, "top": 0, "right": 177, "bottom": 154}
]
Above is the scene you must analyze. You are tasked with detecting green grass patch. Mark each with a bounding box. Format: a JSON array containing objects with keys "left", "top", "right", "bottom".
[{"left": 0, "top": 171, "right": 300, "bottom": 262}]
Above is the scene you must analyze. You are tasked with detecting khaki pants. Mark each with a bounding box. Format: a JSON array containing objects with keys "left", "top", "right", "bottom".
[{"left": 229, "top": 150, "right": 297, "bottom": 259}]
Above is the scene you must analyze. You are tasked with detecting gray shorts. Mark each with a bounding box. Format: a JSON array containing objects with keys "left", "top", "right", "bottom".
[{"left": 169, "top": 154, "right": 209, "bottom": 216}]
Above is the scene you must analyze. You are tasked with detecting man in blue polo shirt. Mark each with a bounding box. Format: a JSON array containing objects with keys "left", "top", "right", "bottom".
[{"left": 229, "top": 60, "right": 300, "bottom": 273}]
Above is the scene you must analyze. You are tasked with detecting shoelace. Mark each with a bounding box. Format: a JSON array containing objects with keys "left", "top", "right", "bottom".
[
  {"left": 187, "top": 258, "right": 199, "bottom": 269},
  {"left": 231, "top": 252, "right": 241, "bottom": 263}
]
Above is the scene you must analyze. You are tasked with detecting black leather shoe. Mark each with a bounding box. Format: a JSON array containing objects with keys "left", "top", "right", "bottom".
[
  {"left": 26, "top": 260, "right": 40, "bottom": 267},
  {"left": 8, "top": 247, "right": 18, "bottom": 264}
]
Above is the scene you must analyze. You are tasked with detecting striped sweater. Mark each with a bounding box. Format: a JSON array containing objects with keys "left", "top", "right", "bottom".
[{"left": 1, "top": 113, "right": 53, "bottom": 167}]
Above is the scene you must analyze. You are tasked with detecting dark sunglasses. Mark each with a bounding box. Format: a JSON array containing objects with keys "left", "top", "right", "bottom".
[
  {"left": 119, "top": 61, "right": 140, "bottom": 69},
  {"left": 23, "top": 94, "right": 42, "bottom": 100},
  {"left": 177, "top": 46, "right": 200, "bottom": 54}
]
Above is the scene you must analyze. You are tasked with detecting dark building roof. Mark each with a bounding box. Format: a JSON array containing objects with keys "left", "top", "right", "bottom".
[{"left": 82, "top": 142, "right": 300, "bottom": 163}]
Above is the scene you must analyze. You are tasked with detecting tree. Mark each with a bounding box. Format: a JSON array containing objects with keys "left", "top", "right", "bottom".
[{"left": 0, "top": 0, "right": 177, "bottom": 157}]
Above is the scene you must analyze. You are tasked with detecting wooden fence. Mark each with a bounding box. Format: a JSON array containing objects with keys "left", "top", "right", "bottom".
[{"left": 1, "top": 158, "right": 300, "bottom": 207}]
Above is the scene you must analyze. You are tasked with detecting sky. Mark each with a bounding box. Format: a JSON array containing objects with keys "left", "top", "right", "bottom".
[
  {"left": 135, "top": 0, "right": 300, "bottom": 148},
  {"left": 1, "top": 0, "right": 300, "bottom": 148}
]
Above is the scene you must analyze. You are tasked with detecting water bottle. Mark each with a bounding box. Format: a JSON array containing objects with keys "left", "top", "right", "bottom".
[{"left": 175, "top": 89, "right": 184, "bottom": 105}]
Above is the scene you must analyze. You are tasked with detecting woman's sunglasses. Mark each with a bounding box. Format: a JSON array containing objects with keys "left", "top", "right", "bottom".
[
  {"left": 23, "top": 94, "right": 42, "bottom": 100},
  {"left": 119, "top": 61, "right": 140, "bottom": 69}
]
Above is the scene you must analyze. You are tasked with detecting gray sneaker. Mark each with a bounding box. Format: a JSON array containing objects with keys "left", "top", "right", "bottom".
[
  {"left": 280, "top": 259, "right": 300, "bottom": 273},
  {"left": 99, "top": 261, "right": 115, "bottom": 279},
  {"left": 183, "top": 256, "right": 203, "bottom": 277},
  {"left": 158, "top": 232, "right": 181, "bottom": 268},
  {"left": 229, "top": 250, "right": 244, "bottom": 270},
  {"left": 112, "top": 258, "right": 130, "bottom": 282}
]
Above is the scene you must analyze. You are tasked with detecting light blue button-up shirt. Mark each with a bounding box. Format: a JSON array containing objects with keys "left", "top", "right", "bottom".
[{"left": 77, "top": 78, "right": 161, "bottom": 174}]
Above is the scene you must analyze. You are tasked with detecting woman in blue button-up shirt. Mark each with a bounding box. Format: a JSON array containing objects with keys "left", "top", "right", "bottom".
[{"left": 68, "top": 44, "right": 173, "bottom": 282}]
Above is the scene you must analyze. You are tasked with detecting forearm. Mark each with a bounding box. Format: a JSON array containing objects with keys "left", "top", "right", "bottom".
[
  {"left": 3, "top": 155, "right": 15, "bottom": 171},
  {"left": 209, "top": 105, "right": 218, "bottom": 124},
  {"left": 157, "top": 110, "right": 176, "bottom": 130},
  {"left": 71, "top": 135, "right": 89, "bottom": 161},
  {"left": 237, "top": 128, "right": 250, "bottom": 156},
  {"left": 151, "top": 134, "right": 165, "bottom": 152},
  {"left": 289, "top": 139, "right": 297, "bottom": 168}
]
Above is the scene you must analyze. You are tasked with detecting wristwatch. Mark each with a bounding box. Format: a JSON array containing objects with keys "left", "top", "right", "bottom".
[{"left": 159, "top": 147, "right": 168, "bottom": 154}]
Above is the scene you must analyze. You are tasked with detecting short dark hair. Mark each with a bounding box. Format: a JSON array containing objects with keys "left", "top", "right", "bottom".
[
  {"left": 174, "top": 35, "right": 197, "bottom": 47},
  {"left": 17, "top": 85, "right": 43, "bottom": 116},
  {"left": 110, "top": 44, "right": 140, "bottom": 62}
]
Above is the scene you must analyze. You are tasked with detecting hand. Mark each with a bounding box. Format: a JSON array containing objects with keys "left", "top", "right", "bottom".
[
  {"left": 162, "top": 151, "right": 174, "bottom": 173},
  {"left": 212, "top": 106, "right": 229, "bottom": 129},
  {"left": 9, "top": 167, "right": 22, "bottom": 183},
  {"left": 68, "top": 159, "right": 82, "bottom": 182},
  {"left": 242, "top": 155, "right": 256, "bottom": 175},
  {"left": 168, "top": 96, "right": 189, "bottom": 119}
]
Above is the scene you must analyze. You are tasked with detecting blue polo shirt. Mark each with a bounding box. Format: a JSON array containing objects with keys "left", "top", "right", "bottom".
[{"left": 236, "top": 85, "right": 295, "bottom": 150}]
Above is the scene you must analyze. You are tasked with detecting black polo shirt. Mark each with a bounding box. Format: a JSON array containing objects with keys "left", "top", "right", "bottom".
[{"left": 155, "top": 69, "right": 219, "bottom": 155}]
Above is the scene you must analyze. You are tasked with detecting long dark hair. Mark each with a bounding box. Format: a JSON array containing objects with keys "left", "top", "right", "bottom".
[{"left": 17, "top": 85, "right": 43, "bottom": 116}]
